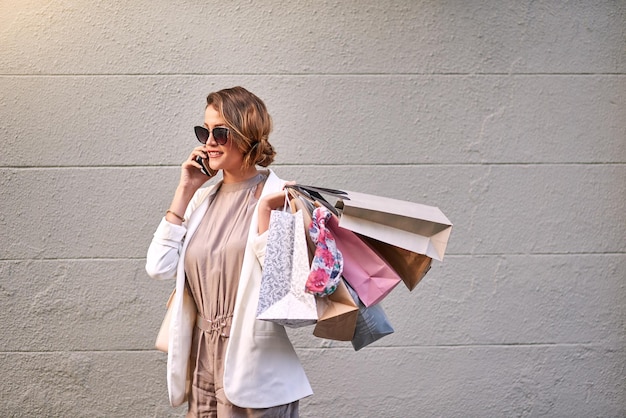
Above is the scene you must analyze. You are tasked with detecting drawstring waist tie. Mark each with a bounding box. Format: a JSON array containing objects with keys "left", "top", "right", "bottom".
[{"left": 195, "top": 313, "right": 233, "bottom": 338}]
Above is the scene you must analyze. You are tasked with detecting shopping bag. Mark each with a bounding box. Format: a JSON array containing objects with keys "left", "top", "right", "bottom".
[
  {"left": 345, "top": 282, "right": 394, "bottom": 351},
  {"left": 288, "top": 192, "right": 344, "bottom": 296},
  {"left": 287, "top": 185, "right": 452, "bottom": 261},
  {"left": 155, "top": 289, "right": 176, "bottom": 353},
  {"left": 256, "top": 207, "right": 318, "bottom": 328},
  {"left": 326, "top": 214, "right": 401, "bottom": 306},
  {"left": 305, "top": 207, "right": 344, "bottom": 297},
  {"left": 155, "top": 285, "right": 196, "bottom": 406},
  {"left": 336, "top": 190, "right": 452, "bottom": 261},
  {"left": 288, "top": 195, "right": 315, "bottom": 261},
  {"left": 313, "top": 279, "right": 359, "bottom": 341},
  {"left": 358, "top": 234, "right": 432, "bottom": 291},
  {"left": 155, "top": 286, "right": 197, "bottom": 353}
]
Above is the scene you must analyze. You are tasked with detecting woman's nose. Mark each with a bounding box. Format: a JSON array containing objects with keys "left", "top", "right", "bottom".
[{"left": 206, "top": 131, "right": 218, "bottom": 146}]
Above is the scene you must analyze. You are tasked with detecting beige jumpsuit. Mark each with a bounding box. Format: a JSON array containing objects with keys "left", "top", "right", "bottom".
[{"left": 184, "top": 172, "right": 299, "bottom": 418}]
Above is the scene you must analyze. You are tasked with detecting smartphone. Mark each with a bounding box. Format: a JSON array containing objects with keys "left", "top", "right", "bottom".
[{"left": 195, "top": 156, "right": 216, "bottom": 177}]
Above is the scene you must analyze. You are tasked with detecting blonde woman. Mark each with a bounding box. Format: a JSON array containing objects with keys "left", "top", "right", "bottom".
[{"left": 146, "top": 86, "right": 310, "bottom": 417}]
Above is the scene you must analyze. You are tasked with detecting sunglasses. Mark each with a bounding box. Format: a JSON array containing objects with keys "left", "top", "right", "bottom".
[{"left": 194, "top": 126, "right": 230, "bottom": 145}]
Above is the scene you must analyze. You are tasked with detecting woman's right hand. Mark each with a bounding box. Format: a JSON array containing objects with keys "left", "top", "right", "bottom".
[
  {"left": 179, "top": 146, "right": 212, "bottom": 192},
  {"left": 164, "top": 147, "right": 213, "bottom": 225}
]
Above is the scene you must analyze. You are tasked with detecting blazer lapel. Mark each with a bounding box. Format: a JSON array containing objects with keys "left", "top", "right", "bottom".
[{"left": 232, "top": 170, "right": 284, "bottom": 323}]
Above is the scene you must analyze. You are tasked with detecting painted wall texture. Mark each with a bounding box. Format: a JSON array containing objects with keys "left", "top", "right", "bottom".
[{"left": 1, "top": 1, "right": 624, "bottom": 416}]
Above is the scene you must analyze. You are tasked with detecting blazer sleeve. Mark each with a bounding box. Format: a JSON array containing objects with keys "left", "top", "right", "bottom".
[
  {"left": 145, "top": 185, "right": 217, "bottom": 280},
  {"left": 145, "top": 217, "right": 187, "bottom": 280}
]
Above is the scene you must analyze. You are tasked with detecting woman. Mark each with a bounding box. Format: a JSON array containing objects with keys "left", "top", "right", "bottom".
[{"left": 146, "top": 86, "right": 312, "bottom": 417}]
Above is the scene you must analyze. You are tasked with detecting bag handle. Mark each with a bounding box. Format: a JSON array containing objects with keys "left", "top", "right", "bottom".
[
  {"left": 282, "top": 189, "right": 290, "bottom": 211},
  {"left": 285, "top": 184, "right": 341, "bottom": 216},
  {"left": 290, "top": 184, "right": 348, "bottom": 197},
  {"left": 278, "top": 188, "right": 299, "bottom": 213}
]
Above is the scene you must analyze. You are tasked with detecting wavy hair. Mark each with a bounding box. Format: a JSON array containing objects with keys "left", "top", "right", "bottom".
[{"left": 206, "top": 86, "right": 276, "bottom": 169}]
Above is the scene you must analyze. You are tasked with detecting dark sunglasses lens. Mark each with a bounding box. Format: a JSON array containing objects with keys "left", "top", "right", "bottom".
[
  {"left": 194, "top": 126, "right": 209, "bottom": 144},
  {"left": 213, "top": 128, "right": 229, "bottom": 145}
]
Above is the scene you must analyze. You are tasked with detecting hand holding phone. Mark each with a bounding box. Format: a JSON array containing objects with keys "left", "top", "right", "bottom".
[{"left": 195, "top": 156, "right": 216, "bottom": 177}]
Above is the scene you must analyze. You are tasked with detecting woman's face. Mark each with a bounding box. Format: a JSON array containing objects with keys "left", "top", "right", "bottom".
[{"left": 203, "top": 105, "right": 247, "bottom": 181}]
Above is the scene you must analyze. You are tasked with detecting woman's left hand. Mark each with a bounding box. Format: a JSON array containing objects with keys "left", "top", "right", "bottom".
[{"left": 257, "top": 183, "right": 295, "bottom": 234}]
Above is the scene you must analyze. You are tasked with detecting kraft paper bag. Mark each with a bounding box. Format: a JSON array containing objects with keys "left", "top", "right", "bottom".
[
  {"left": 155, "top": 286, "right": 197, "bottom": 353},
  {"left": 359, "top": 234, "right": 432, "bottom": 291},
  {"left": 327, "top": 214, "right": 401, "bottom": 307},
  {"left": 155, "top": 289, "right": 176, "bottom": 353},
  {"left": 155, "top": 285, "right": 196, "bottom": 406},
  {"left": 313, "top": 280, "right": 358, "bottom": 341},
  {"left": 257, "top": 208, "right": 318, "bottom": 328}
]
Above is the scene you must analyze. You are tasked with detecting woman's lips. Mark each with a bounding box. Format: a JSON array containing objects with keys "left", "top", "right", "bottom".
[{"left": 207, "top": 151, "right": 222, "bottom": 158}]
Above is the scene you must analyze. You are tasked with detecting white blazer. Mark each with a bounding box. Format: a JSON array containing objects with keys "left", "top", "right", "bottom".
[{"left": 146, "top": 170, "right": 313, "bottom": 408}]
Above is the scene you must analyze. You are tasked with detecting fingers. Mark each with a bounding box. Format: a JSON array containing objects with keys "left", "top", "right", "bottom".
[
  {"left": 190, "top": 146, "right": 207, "bottom": 159},
  {"left": 282, "top": 181, "right": 296, "bottom": 192},
  {"left": 190, "top": 146, "right": 207, "bottom": 161},
  {"left": 283, "top": 181, "right": 298, "bottom": 200},
  {"left": 183, "top": 147, "right": 208, "bottom": 170}
]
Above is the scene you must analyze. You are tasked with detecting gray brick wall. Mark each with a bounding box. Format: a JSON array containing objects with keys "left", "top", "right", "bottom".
[{"left": 1, "top": 1, "right": 624, "bottom": 416}]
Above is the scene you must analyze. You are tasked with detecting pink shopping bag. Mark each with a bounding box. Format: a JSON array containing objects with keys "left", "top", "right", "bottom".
[{"left": 327, "top": 215, "right": 401, "bottom": 306}]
